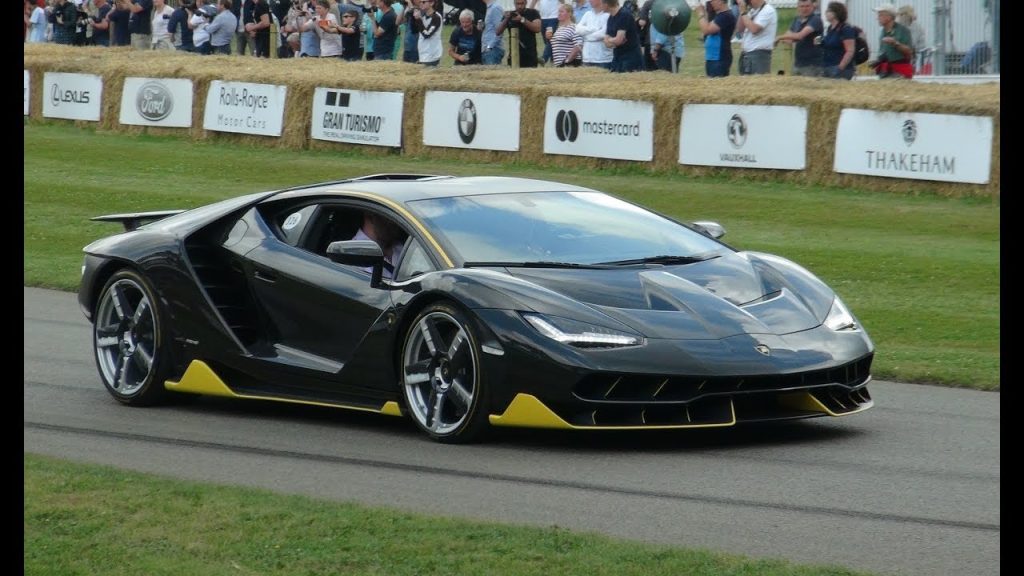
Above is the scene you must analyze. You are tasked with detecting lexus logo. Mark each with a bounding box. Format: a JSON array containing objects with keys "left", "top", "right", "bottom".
[
  {"left": 136, "top": 81, "right": 173, "bottom": 122},
  {"left": 555, "top": 109, "right": 579, "bottom": 142},
  {"left": 902, "top": 119, "right": 917, "bottom": 146},
  {"left": 457, "top": 98, "right": 476, "bottom": 144},
  {"left": 754, "top": 344, "right": 771, "bottom": 356},
  {"left": 727, "top": 114, "right": 747, "bottom": 149},
  {"left": 50, "top": 83, "right": 91, "bottom": 107}
]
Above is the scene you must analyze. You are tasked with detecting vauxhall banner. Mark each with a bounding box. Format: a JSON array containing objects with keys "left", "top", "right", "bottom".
[
  {"left": 679, "top": 105, "right": 807, "bottom": 170},
  {"left": 834, "top": 109, "right": 993, "bottom": 184},
  {"left": 311, "top": 88, "right": 403, "bottom": 148},
  {"left": 24, "top": 70, "right": 29, "bottom": 116},
  {"left": 543, "top": 97, "right": 654, "bottom": 162},
  {"left": 203, "top": 81, "right": 287, "bottom": 137},
  {"left": 120, "top": 78, "right": 194, "bottom": 128},
  {"left": 423, "top": 91, "right": 521, "bottom": 152},
  {"left": 43, "top": 72, "right": 102, "bottom": 122}
]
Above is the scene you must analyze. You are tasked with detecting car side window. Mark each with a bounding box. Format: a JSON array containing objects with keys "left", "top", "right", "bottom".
[
  {"left": 395, "top": 239, "right": 437, "bottom": 281},
  {"left": 276, "top": 205, "right": 318, "bottom": 247}
]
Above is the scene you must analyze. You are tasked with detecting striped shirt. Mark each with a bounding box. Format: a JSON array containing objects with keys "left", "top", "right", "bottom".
[{"left": 551, "top": 24, "right": 582, "bottom": 66}]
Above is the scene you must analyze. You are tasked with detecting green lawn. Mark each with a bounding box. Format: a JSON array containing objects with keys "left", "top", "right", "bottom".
[
  {"left": 24, "top": 454, "right": 876, "bottom": 576},
  {"left": 23, "top": 123, "right": 999, "bottom": 389}
]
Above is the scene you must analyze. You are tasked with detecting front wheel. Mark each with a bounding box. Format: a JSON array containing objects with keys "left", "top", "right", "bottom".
[
  {"left": 93, "top": 269, "right": 171, "bottom": 406},
  {"left": 400, "top": 302, "right": 489, "bottom": 443}
]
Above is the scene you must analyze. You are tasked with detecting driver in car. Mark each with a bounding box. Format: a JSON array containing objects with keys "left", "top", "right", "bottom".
[{"left": 352, "top": 212, "right": 406, "bottom": 278}]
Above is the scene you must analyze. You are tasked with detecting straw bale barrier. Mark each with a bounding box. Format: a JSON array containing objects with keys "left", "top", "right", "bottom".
[{"left": 25, "top": 45, "right": 999, "bottom": 198}]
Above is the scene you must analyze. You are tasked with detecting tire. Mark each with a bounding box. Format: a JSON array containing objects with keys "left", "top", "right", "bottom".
[
  {"left": 92, "top": 269, "right": 171, "bottom": 406},
  {"left": 400, "top": 302, "right": 489, "bottom": 443}
]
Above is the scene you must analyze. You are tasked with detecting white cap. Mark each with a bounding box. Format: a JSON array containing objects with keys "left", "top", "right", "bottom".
[{"left": 873, "top": 3, "right": 897, "bottom": 16}]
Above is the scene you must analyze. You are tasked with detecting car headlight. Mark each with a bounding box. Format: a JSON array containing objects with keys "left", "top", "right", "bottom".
[
  {"left": 824, "top": 297, "right": 858, "bottom": 331},
  {"left": 522, "top": 313, "right": 642, "bottom": 348}
]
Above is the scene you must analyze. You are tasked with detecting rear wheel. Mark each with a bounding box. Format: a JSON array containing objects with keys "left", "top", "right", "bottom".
[
  {"left": 400, "top": 302, "right": 489, "bottom": 443},
  {"left": 93, "top": 269, "right": 171, "bottom": 405}
]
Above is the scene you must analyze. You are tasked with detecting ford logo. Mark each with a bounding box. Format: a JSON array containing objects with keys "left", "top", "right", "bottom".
[{"left": 136, "top": 81, "right": 173, "bottom": 122}]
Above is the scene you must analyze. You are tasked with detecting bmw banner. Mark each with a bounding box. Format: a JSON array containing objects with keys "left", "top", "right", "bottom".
[
  {"left": 423, "top": 91, "right": 521, "bottom": 152},
  {"left": 119, "top": 78, "right": 194, "bottom": 128},
  {"left": 543, "top": 97, "right": 653, "bottom": 162}
]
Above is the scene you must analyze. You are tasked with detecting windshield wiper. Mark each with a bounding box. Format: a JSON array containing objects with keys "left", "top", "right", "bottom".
[
  {"left": 462, "top": 261, "right": 615, "bottom": 270},
  {"left": 597, "top": 254, "right": 721, "bottom": 266}
]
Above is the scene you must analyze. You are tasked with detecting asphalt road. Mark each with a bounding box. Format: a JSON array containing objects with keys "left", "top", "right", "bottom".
[{"left": 24, "top": 286, "right": 1000, "bottom": 576}]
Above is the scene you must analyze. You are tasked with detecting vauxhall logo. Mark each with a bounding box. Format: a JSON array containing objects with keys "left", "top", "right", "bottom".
[
  {"left": 554, "top": 110, "right": 579, "bottom": 142},
  {"left": 136, "top": 81, "right": 173, "bottom": 122},
  {"left": 727, "top": 114, "right": 747, "bottom": 149},
  {"left": 50, "top": 83, "right": 90, "bottom": 107}
]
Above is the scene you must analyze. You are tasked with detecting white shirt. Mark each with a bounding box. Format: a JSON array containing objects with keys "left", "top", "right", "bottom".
[
  {"left": 534, "top": 0, "right": 559, "bottom": 20},
  {"left": 416, "top": 12, "right": 443, "bottom": 63},
  {"left": 574, "top": 10, "right": 612, "bottom": 64},
  {"left": 151, "top": 5, "right": 175, "bottom": 43},
  {"left": 190, "top": 13, "right": 210, "bottom": 46},
  {"left": 741, "top": 2, "right": 777, "bottom": 53}
]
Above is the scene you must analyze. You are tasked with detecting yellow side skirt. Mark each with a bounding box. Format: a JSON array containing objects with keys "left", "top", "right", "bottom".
[
  {"left": 488, "top": 393, "right": 738, "bottom": 430},
  {"left": 165, "top": 360, "right": 403, "bottom": 417}
]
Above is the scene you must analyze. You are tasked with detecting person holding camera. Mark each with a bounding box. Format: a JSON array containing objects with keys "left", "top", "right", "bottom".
[
  {"left": 50, "top": 0, "right": 79, "bottom": 45},
  {"left": 735, "top": 0, "right": 776, "bottom": 75},
  {"left": 694, "top": 0, "right": 735, "bottom": 77},
  {"left": 168, "top": 0, "right": 195, "bottom": 50},
  {"left": 189, "top": 2, "right": 214, "bottom": 52},
  {"left": 283, "top": 1, "right": 321, "bottom": 56},
  {"left": 302, "top": 0, "right": 343, "bottom": 57},
  {"left": 497, "top": 0, "right": 541, "bottom": 67},
  {"left": 410, "top": 0, "right": 441, "bottom": 66}
]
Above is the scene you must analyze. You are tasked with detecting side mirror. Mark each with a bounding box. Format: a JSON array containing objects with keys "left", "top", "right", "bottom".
[
  {"left": 691, "top": 220, "right": 726, "bottom": 240},
  {"left": 327, "top": 240, "right": 385, "bottom": 287}
]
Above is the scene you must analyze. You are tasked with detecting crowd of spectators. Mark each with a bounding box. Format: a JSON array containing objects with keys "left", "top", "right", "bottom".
[{"left": 24, "top": 0, "right": 922, "bottom": 78}]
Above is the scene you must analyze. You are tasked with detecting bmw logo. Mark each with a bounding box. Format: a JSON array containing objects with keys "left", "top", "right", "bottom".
[
  {"left": 555, "top": 110, "right": 579, "bottom": 142},
  {"left": 457, "top": 99, "right": 477, "bottom": 144},
  {"left": 727, "top": 114, "right": 747, "bottom": 149},
  {"left": 902, "top": 119, "right": 917, "bottom": 146}
]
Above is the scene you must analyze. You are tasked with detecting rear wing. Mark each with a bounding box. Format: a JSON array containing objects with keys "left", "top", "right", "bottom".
[{"left": 91, "top": 210, "right": 187, "bottom": 232}]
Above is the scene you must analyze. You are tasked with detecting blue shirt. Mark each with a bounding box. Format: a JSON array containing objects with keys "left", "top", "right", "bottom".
[
  {"left": 206, "top": 9, "right": 237, "bottom": 47},
  {"left": 573, "top": 2, "right": 591, "bottom": 23},
  {"left": 649, "top": 26, "right": 683, "bottom": 57},
  {"left": 373, "top": 9, "right": 397, "bottom": 58},
  {"left": 605, "top": 8, "right": 639, "bottom": 59},
  {"left": 705, "top": 10, "right": 735, "bottom": 62},
  {"left": 822, "top": 22, "right": 855, "bottom": 67},
  {"left": 483, "top": 1, "right": 503, "bottom": 51}
]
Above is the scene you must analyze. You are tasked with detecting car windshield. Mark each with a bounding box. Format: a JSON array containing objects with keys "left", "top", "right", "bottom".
[{"left": 407, "top": 191, "right": 727, "bottom": 265}]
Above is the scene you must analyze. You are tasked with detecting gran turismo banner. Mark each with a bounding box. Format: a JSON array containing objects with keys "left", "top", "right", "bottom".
[
  {"left": 679, "top": 104, "right": 807, "bottom": 170},
  {"left": 203, "top": 81, "right": 287, "bottom": 137},
  {"left": 423, "top": 91, "right": 521, "bottom": 152},
  {"left": 311, "top": 88, "right": 404, "bottom": 148},
  {"left": 543, "top": 97, "right": 653, "bottom": 162},
  {"left": 43, "top": 72, "right": 103, "bottom": 122},
  {"left": 834, "top": 109, "right": 993, "bottom": 184},
  {"left": 120, "top": 78, "right": 194, "bottom": 128}
]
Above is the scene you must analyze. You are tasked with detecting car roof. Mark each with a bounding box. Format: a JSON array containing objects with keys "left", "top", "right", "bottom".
[{"left": 269, "top": 175, "right": 597, "bottom": 204}]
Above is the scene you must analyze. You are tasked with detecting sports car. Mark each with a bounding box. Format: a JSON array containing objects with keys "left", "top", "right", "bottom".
[{"left": 80, "top": 174, "right": 874, "bottom": 443}]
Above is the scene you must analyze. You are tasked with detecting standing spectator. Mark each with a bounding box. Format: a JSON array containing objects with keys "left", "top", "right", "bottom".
[
  {"left": 230, "top": 0, "right": 253, "bottom": 55},
  {"left": 270, "top": 0, "right": 293, "bottom": 57},
  {"left": 480, "top": 0, "right": 504, "bottom": 65},
  {"left": 401, "top": 0, "right": 419, "bottom": 62},
  {"left": 574, "top": 0, "right": 610, "bottom": 69},
  {"left": 636, "top": 0, "right": 658, "bottom": 71},
  {"left": 303, "top": 0, "right": 343, "bottom": 56},
  {"left": 245, "top": 0, "right": 271, "bottom": 56},
  {"left": 285, "top": 0, "right": 321, "bottom": 57},
  {"left": 189, "top": 2, "right": 214, "bottom": 52},
  {"left": 51, "top": 0, "right": 78, "bottom": 45},
  {"left": 371, "top": 0, "right": 398, "bottom": 59},
  {"left": 108, "top": 0, "right": 131, "bottom": 45},
  {"left": 896, "top": 4, "right": 925, "bottom": 72},
  {"left": 448, "top": 8, "right": 481, "bottom": 64},
  {"left": 694, "top": 0, "right": 735, "bottom": 77},
  {"left": 339, "top": 9, "right": 362, "bottom": 59},
  {"left": 411, "top": 0, "right": 441, "bottom": 66},
  {"left": 775, "top": 0, "right": 821, "bottom": 77},
  {"left": 206, "top": 0, "right": 238, "bottom": 53},
  {"left": 648, "top": 13, "right": 683, "bottom": 71},
  {"left": 871, "top": 3, "right": 912, "bottom": 78},
  {"left": 150, "top": 0, "right": 175, "bottom": 49},
  {"left": 549, "top": 2, "right": 582, "bottom": 67},
  {"left": 499, "top": 0, "right": 541, "bottom": 68},
  {"left": 90, "top": 0, "right": 113, "bottom": 45},
  {"left": 572, "top": 0, "right": 589, "bottom": 23},
  {"left": 602, "top": 0, "right": 641, "bottom": 72},
  {"left": 820, "top": 1, "right": 854, "bottom": 79},
  {"left": 735, "top": 0, "right": 776, "bottom": 74},
  {"left": 168, "top": 0, "right": 194, "bottom": 50},
  {"left": 127, "top": 0, "right": 153, "bottom": 49},
  {"left": 530, "top": 0, "right": 559, "bottom": 64},
  {"left": 28, "top": 0, "right": 48, "bottom": 42}
]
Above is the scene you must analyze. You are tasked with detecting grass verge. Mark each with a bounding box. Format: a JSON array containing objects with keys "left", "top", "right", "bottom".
[
  {"left": 23, "top": 123, "right": 998, "bottom": 389},
  {"left": 24, "top": 453, "right": 875, "bottom": 576}
]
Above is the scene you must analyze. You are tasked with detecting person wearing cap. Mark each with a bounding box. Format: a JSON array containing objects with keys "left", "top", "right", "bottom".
[
  {"left": 872, "top": 2, "right": 912, "bottom": 78},
  {"left": 734, "top": 0, "right": 777, "bottom": 75}
]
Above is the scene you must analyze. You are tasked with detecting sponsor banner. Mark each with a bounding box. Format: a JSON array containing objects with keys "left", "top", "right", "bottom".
[
  {"left": 43, "top": 72, "right": 102, "bottom": 122},
  {"left": 834, "top": 109, "right": 993, "bottom": 184},
  {"left": 543, "top": 97, "right": 653, "bottom": 161},
  {"left": 203, "top": 81, "right": 287, "bottom": 137},
  {"left": 679, "top": 105, "right": 807, "bottom": 170},
  {"left": 422, "top": 91, "right": 521, "bottom": 152},
  {"left": 24, "top": 70, "right": 29, "bottom": 116},
  {"left": 119, "top": 78, "right": 194, "bottom": 128},
  {"left": 311, "top": 88, "right": 403, "bottom": 148}
]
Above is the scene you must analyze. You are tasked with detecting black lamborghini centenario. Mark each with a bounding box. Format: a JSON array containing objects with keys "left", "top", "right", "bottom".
[{"left": 80, "top": 174, "right": 874, "bottom": 442}]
